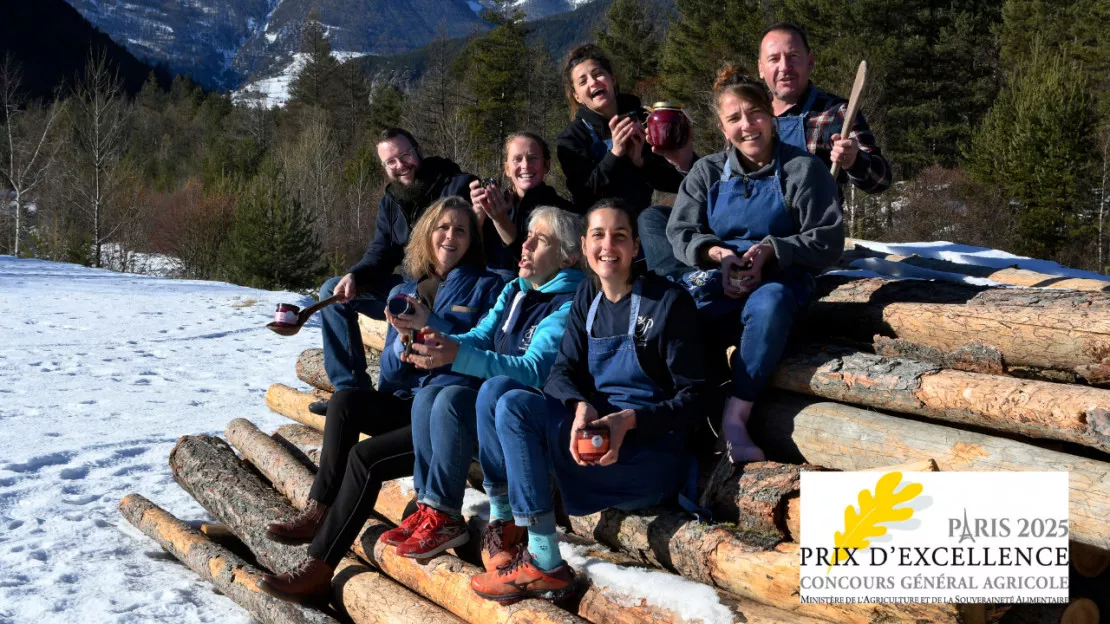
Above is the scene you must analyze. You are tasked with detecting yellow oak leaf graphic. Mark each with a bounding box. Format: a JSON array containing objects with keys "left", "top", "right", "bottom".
[{"left": 828, "top": 471, "right": 922, "bottom": 573}]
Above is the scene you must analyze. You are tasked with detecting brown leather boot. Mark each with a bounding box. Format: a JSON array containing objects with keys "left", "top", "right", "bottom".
[
  {"left": 265, "top": 499, "right": 328, "bottom": 545},
  {"left": 258, "top": 556, "right": 334, "bottom": 604}
]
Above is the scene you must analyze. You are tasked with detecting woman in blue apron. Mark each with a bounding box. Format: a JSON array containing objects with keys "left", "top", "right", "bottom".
[
  {"left": 469, "top": 199, "right": 707, "bottom": 603},
  {"left": 667, "top": 65, "right": 843, "bottom": 464},
  {"left": 378, "top": 206, "right": 585, "bottom": 564},
  {"left": 258, "top": 196, "right": 503, "bottom": 602}
]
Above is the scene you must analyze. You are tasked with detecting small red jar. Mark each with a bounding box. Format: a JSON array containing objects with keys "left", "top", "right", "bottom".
[
  {"left": 274, "top": 303, "right": 300, "bottom": 326},
  {"left": 646, "top": 102, "right": 691, "bottom": 151},
  {"left": 576, "top": 425, "right": 610, "bottom": 463}
]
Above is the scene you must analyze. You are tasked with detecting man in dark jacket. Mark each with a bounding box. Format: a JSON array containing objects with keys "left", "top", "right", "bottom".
[{"left": 312, "top": 128, "right": 476, "bottom": 413}]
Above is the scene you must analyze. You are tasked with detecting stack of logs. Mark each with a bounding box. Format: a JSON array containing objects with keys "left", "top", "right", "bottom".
[{"left": 121, "top": 274, "right": 1109, "bottom": 624}]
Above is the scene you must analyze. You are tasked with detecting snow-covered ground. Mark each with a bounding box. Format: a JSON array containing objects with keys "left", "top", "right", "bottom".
[{"left": 0, "top": 256, "right": 319, "bottom": 623}]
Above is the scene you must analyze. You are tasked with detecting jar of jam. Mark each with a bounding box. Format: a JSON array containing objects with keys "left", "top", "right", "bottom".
[
  {"left": 274, "top": 303, "right": 300, "bottom": 326},
  {"left": 576, "top": 425, "right": 610, "bottom": 463},
  {"left": 646, "top": 102, "right": 691, "bottom": 151}
]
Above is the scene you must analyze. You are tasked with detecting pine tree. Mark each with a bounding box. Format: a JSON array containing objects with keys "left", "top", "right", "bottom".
[
  {"left": 965, "top": 42, "right": 1101, "bottom": 261},
  {"left": 224, "top": 166, "right": 323, "bottom": 290},
  {"left": 659, "top": 0, "right": 773, "bottom": 154},
  {"left": 453, "top": 3, "right": 531, "bottom": 173},
  {"left": 288, "top": 10, "right": 342, "bottom": 111},
  {"left": 596, "top": 0, "right": 661, "bottom": 94},
  {"left": 366, "top": 82, "right": 404, "bottom": 134}
]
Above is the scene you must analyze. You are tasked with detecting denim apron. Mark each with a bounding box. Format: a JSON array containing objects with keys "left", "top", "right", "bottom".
[
  {"left": 583, "top": 119, "right": 614, "bottom": 161},
  {"left": 551, "top": 281, "right": 703, "bottom": 517},
  {"left": 679, "top": 142, "right": 794, "bottom": 316},
  {"left": 773, "top": 86, "right": 818, "bottom": 152}
]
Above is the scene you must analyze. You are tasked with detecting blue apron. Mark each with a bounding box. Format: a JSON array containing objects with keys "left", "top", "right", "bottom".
[
  {"left": 679, "top": 142, "right": 794, "bottom": 316},
  {"left": 773, "top": 86, "right": 818, "bottom": 152},
  {"left": 583, "top": 119, "right": 614, "bottom": 161},
  {"left": 550, "top": 281, "right": 704, "bottom": 518}
]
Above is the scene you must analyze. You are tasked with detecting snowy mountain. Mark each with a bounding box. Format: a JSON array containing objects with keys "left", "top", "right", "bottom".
[{"left": 63, "top": 0, "right": 596, "bottom": 91}]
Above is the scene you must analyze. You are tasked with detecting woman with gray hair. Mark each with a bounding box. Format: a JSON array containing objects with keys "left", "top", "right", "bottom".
[{"left": 379, "top": 205, "right": 587, "bottom": 561}]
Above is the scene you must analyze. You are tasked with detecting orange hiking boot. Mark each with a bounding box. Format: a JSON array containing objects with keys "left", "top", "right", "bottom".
[
  {"left": 379, "top": 503, "right": 431, "bottom": 546},
  {"left": 395, "top": 507, "right": 469, "bottom": 559},
  {"left": 480, "top": 519, "right": 527, "bottom": 571},
  {"left": 470, "top": 548, "right": 574, "bottom": 603}
]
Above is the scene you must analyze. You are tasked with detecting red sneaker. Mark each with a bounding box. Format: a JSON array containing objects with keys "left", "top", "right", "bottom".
[
  {"left": 379, "top": 503, "right": 430, "bottom": 546},
  {"left": 470, "top": 548, "right": 574, "bottom": 603},
  {"left": 395, "top": 507, "right": 470, "bottom": 559},
  {"left": 480, "top": 519, "right": 527, "bottom": 571}
]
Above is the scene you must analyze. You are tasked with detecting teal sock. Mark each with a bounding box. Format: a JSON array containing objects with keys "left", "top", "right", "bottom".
[
  {"left": 526, "top": 528, "right": 562, "bottom": 571},
  {"left": 489, "top": 494, "right": 512, "bottom": 522}
]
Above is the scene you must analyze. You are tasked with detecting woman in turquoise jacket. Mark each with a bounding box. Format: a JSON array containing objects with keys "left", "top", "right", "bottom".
[{"left": 380, "top": 206, "right": 586, "bottom": 563}]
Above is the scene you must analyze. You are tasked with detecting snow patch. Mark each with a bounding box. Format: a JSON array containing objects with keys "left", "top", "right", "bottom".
[
  {"left": 232, "top": 51, "right": 368, "bottom": 108},
  {"left": 852, "top": 239, "right": 1110, "bottom": 283},
  {"left": 558, "top": 541, "right": 735, "bottom": 623},
  {"left": 0, "top": 255, "right": 320, "bottom": 622}
]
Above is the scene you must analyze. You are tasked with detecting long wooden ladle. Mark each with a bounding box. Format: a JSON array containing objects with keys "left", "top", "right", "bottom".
[{"left": 266, "top": 294, "right": 343, "bottom": 336}]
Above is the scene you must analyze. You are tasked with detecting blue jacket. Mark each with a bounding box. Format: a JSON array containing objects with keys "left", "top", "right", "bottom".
[
  {"left": 378, "top": 264, "right": 503, "bottom": 398},
  {"left": 449, "top": 269, "right": 585, "bottom": 388},
  {"left": 348, "top": 157, "right": 477, "bottom": 289}
]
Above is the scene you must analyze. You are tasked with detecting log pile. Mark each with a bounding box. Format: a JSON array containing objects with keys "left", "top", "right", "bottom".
[{"left": 120, "top": 270, "right": 1110, "bottom": 624}]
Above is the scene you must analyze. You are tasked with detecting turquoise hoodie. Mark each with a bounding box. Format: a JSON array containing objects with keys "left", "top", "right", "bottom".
[{"left": 449, "top": 268, "right": 585, "bottom": 388}]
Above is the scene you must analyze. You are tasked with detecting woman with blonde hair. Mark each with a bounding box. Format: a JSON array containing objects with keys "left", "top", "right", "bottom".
[
  {"left": 259, "top": 195, "right": 503, "bottom": 602},
  {"left": 667, "top": 65, "right": 843, "bottom": 464}
]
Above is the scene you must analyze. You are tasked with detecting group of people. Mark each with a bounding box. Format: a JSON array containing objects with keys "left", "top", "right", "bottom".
[{"left": 257, "top": 21, "right": 889, "bottom": 605}]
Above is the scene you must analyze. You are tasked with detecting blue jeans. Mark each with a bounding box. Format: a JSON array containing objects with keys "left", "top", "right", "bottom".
[
  {"left": 477, "top": 376, "right": 685, "bottom": 527},
  {"left": 637, "top": 205, "right": 689, "bottom": 278},
  {"left": 411, "top": 385, "right": 479, "bottom": 515},
  {"left": 713, "top": 266, "right": 816, "bottom": 401},
  {"left": 319, "top": 274, "right": 404, "bottom": 391}
]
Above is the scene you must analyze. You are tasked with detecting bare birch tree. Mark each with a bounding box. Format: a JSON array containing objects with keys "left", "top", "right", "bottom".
[
  {"left": 0, "top": 54, "right": 64, "bottom": 256},
  {"left": 65, "top": 50, "right": 134, "bottom": 268}
]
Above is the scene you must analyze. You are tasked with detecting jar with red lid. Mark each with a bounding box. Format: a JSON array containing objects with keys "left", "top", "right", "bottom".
[
  {"left": 575, "top": 425, "right": 610, "bottom": 463},
  {"left": 646, "top": 102, "right": 691, "bottom": 151},
  {"left": 274, "top": 303, "right": 300, "bottom": 327}
]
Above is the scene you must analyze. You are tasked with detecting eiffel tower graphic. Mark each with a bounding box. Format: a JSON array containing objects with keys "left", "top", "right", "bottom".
[{"left": 958, "top": 509, "right": 976, "bottom": 543}]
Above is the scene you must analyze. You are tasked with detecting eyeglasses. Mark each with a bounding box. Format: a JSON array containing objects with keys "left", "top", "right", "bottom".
[{"left": 383, "top": 148, "right": 418, "bottom": 170}]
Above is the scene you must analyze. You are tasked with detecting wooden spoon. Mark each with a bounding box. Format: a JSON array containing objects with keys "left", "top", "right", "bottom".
[
  {"left": 266, "top": 294, "right": 343, "bottom": 336},
  {"left": 830, "top": 60, "right": 868, "bottom": 179}
]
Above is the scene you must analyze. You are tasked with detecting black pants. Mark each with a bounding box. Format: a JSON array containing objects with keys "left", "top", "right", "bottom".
[{"left": 307, "top": 388, "right": 415, "bottom": 566}]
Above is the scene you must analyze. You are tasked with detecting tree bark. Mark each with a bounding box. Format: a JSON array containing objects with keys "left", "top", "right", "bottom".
[
  {"left": 227, "top": 419, "right": 316, "bottom": 509},
  {"left": 265, "top": 383, "right": 333, "bottom": 434},
  {"left": 118, "top": 493, "right": 340, "bottom": 624},
  {"left": 569, "top": 509, "right": 966, "bottom": 624},
  {"left": 358, "top": 315, "right": 388, "bottom": 353},
  {"left": 296, "top": 349, "right": 334, "bottom": 393},
  {"left": 771, "top": 346, "right": 1110, "bottom": 453},
  {"left": 332, "top": 557, "right": 467, "bottom": 624},
  {"left": 751, "top": 393, "right": 1110, "bottom": 551},
  {"left": 807, "top": 276, "right": 1110, "bottom": 383},
  {"left": 169, "top": 434, "right": 309, "bottom": 574}
]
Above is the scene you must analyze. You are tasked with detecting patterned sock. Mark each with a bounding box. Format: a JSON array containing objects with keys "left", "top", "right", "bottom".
[
  {"left": 525, "top": 517, "right": 562, "bottom": 571},
  {"left": 489, "top": 494, "right": 512, "bottom": 522}
]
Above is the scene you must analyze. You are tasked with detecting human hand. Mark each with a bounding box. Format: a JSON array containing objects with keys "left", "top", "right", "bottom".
[
  {"left": 385, "top": 294, "right": 430, "bottom": 332},
  {"left": 830, "top": 133, "right": 859, "bottom": 172},
  {"left": 569, "top": 401, "right": 601, "bottom": 466},
  {"left": 335, "top": 273, "right": 357, "bottom": 303},
  {"left": 731, "top": 243, "right": 774, "bottom": 293},
  {"left": 608, "top": 115, "right": 640, "bottom": 159},
  {"left": 483, "top": 181, "right": 512, "bottom": 225},
  {"left": 708, "top": 246, "right": 748, "bottom": 299},
  {"left": 593, "top": 409, "right": 636, "bottom": 466},
  {"left": 402, "top": 328, "right": 459, "bottom": 369},
  {"left": 650, "top": 125, "right": 694, "bottom": 171}
]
